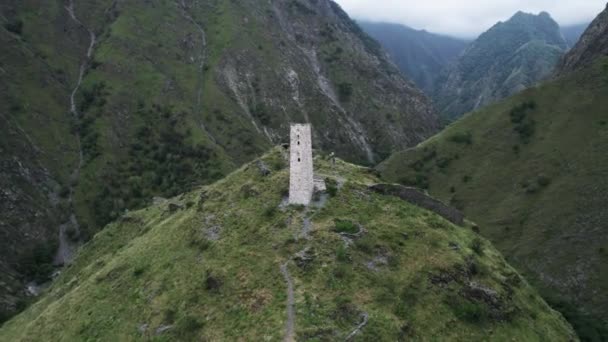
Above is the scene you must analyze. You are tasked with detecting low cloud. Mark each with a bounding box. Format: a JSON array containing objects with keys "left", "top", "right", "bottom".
[{"left": 333, "top": 0, "right": 606, "bottom": 38}]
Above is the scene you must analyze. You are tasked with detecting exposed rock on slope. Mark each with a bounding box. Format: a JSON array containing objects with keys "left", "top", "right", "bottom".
[
  {"left": 0, "top": 149, "right": 576, "bottom": 341},
  {"left": 0, "top": 0, "right": 438, "bottom": 320},
  {"left": 557, "top": 4, "right": 608, "bottom": 74},
  {"left": 434, "top": 11, "right": 567, "bottom": 120}
]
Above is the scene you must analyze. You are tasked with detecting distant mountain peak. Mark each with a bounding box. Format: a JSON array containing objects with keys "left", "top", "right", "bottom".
[{"left": 433, "top": 9, "right": 567, "bottom": 119}]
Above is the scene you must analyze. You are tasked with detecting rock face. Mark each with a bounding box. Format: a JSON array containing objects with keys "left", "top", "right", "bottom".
[
  {"left": 0, "top": 0, "right": 439, "bottom": 319},
  {"left": 434, "top": 11, "right": 567, "bottom": 120},
  {"left": 557, "top": 4, "right": 608, "bottom": 74},
  {"left": 358, "top": 21, "right": 468, "bottom": 93}
]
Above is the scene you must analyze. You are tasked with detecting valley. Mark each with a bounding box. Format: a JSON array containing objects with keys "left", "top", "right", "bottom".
[{"left": 1, "top": 0, "right": 607, "bottom": 340}]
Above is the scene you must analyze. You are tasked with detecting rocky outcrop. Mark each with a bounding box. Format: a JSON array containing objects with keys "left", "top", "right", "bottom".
[{"left": 556, "top": 4, "right": 608, "bottom": 74}]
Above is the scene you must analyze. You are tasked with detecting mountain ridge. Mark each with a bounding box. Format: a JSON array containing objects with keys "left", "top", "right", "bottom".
[{"left": 433, "top": 11, "right": 567, "bottom": 120}]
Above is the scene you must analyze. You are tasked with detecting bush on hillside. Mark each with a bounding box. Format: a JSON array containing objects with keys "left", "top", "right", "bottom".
[
  {"left": 509, "top": 101, "right": 537, "bottom": 143},
  {"left": 448, "top": 132, "right": 473, "bottom": 145},
  {"left": 18, "top": 242, "right": 58, "bottom": 283},
  {"left": 337, "top": 82, "right": 353, "bottom": 102},
  {"left": 5, "top": 19, "right": 23, "bottom": 35},
  {"left": 334, "top": 219, "right": 358, "bottom": 234},
  {"left": 326, "top": 177, "right": 338, "bottom": 197}
]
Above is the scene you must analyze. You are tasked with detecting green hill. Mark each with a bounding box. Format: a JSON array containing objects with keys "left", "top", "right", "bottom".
[
  {"left": 379, "top": 57, "right": 608, "bottom": 339},
  {"left": 0, "top": 148, "right": 575, "bottom": 341},
  {"left": 0, "top": 0, "right": 438, "bottom": 317}
]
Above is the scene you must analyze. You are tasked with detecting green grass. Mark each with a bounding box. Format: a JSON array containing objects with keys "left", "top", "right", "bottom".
[
  {"left": 379, "top": 58, "right": 608, "bottom": 335},
  {"left": 0, "top": 148, "right": 576, "bottom": 340}
]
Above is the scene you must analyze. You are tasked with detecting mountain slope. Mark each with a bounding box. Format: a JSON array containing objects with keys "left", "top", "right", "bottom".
[
  {"left": 557, "top": 4, "right": 608, "bottom": 74},
  {"left": 0, "top": 148, "right": 576, "bottom": 340},
  {"left": 434, "top": 11, "right": 567, "bottom": 120},
  {"left": 561, "top": 23, "right": 590, "bottom": 49},
  {"left": 379, "top": 57, "right": 608, "bottom": 338},
  {"left": 358, "top": 21, "right": 468, "bottom": 92},
  {"left": 0, "top": 0, "right": 439, "bottom": 318}
]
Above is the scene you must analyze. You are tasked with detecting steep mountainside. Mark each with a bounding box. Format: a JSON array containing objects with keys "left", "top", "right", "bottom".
[
  {"left": 0, "top": 0, "right": 439, "bottom": 319},
  {"left": 379, "top": 56, "right": 608, "bottom": 339},
  {"left": 358, "top": 21, "right": 468, "bottom": 93},
  {"left": 561, "top": 23, "right": 590, "bottom": 49},
  {"left": 557, "top": 4, "right": 608, "bottom": 74},
  {"left": 434, "top": 11, "right": 567, "bottom": 120},
  {"left": 0, "top": 148, "right": 576, "bottom": 340}
]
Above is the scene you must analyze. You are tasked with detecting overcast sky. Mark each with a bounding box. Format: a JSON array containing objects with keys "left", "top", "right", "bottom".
[{"left": 333, "top": 0, "right": 606, "bottom": 38}]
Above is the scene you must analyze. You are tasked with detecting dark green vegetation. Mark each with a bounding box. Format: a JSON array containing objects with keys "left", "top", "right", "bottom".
[
  {"left": 358, "top": 21, "right": 468, "bottom": 93},
  {"left": 0, "top": 0, "right": 439, "bottom": 317},
  {"left": 379, "top": 58, "right": 608, "bottom": 338},
  {"left": 434, "top": 11, "right": 568, "bottom": 120},
  {"left": 0, "top": 149, "right": 576, "bottom": 340}
]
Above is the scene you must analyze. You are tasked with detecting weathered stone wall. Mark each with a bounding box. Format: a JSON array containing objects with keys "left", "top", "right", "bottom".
[
  {"left": 289, "top": 124, "right": 313, "bottom": 205},
  {"left": 369, "top": 184, "right": 464, "bottom": 225}
]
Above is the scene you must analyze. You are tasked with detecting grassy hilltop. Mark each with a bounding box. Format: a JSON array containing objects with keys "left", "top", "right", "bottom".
[{"left": 0, "top": 148, "right": 575, "bottom": 341}]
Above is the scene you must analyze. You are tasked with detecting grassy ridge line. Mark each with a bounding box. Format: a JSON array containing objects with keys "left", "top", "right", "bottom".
[{"left": 0, "top": 148, "right": 575, "bottom": 340}]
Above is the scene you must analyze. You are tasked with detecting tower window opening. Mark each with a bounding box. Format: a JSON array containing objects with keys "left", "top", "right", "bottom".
[{"left": 298, "top": 158, "right": 301, "bottom": 162}]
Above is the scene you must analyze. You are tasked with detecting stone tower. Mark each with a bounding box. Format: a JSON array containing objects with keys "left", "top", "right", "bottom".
[{"left": 289, "top": 124, "right": 314, "bottom": 205}]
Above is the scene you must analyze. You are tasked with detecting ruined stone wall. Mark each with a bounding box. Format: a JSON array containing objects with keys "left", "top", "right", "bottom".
[{"left": 289, "top": 124, "right": 313, "bottom": 205}]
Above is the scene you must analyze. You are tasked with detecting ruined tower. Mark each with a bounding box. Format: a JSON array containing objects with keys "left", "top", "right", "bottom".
[{"left": 289, "top": 124, "right": 314, "bottom": 205}]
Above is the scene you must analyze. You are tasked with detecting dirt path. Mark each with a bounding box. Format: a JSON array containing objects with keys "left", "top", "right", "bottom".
[
  {"left": 345, "top": 312, "right": 369, "bottom": 341},
  {"left": 280, "top": 262, "right": 296, "bottom": 342}
]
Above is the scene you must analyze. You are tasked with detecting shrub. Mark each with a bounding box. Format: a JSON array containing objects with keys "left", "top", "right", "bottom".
[
  {"left": 19, "top": 242, "right": 58, "bottom": 283},
  {"left": 537, "top": 175, "right": 551, "bottom": 187},
  {"left": 263, "top": 205, "right": 276, "bottom": 218},
  {"left": 5, "top": 19, "right": 23, "bottom": 35},
  {"left": 471, "top": 238, "right": 484, "bottom": 256},
  {"left": 448, "top": 132, "right": 473, "bottom": 145},
  {"left": 205, "top": 273, "right": 222, "bottom": 292},
  {"left": 132, "top": 266, "right": 146, "bottom": 277},
  {"left": 334, "top": 219, "right": 358, "bottom": 234},
  {"left": 326, "top": 177, "right": 338, "bottom": 197},
  {"left": 509, "top": 101, "right": 537, "bottom": 143},
  {"left": 337, "top": 82, "right": 353, "bottom": 102},
  {"left": 336, "top": 245, "right": 350, "bottom": 263},
  {"left": 446, "top": 295, "right": 490, "bottom": 324}
]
